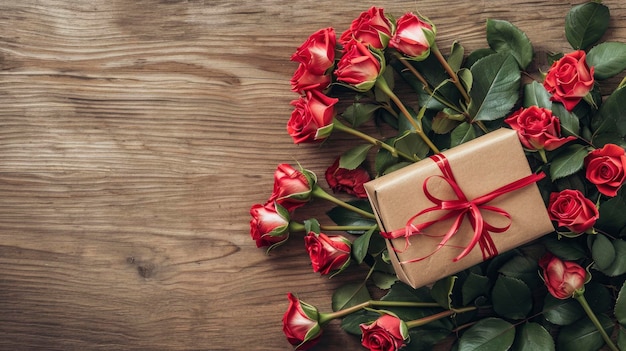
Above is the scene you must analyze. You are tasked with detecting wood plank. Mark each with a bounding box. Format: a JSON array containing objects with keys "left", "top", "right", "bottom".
[{"left": 1, "top": 1, "right": 625, "bottom": 350}]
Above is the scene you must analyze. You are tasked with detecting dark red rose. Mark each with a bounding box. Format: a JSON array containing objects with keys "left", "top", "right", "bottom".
[
  {"left": 304, "top": 232, "right": 351, "bottom": 275},
  {"left": 543, "top": 50, "right": 594, "bottom": 111},
  {"left": 548, "top": 189, "right": 598, "bottom": 233},
  {"left": 360, "top": 314, "right": 409, "bottom": 351},
  {"left": 504, "top": 106, "right": 576, "bottom": 151},
  {"left": 325, "top": 157, "right": 370, "bottom": 198},
  {"left": 287, "top": 89, "right": 338, "bottom": 144},
  {"left": 339, "top": 7, "right": 393, "bottom": 49},
  {"left": 584, "top": 143, "right": 626, "bottom": 197},
  {"left": 539, "top": 253, "right": 586, "bottom": 299},
  {"left": 282, "top": 293, "right": 322, "bottom": 350}
]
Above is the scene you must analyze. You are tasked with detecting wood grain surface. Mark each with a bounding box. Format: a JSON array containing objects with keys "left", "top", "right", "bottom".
[{"left": 1, "top": 1, "right": 625, "bottom": 350}]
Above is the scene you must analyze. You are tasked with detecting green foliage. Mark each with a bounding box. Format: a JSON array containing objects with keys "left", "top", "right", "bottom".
[
  {"left": 486, "top": 19, "right": 533, "bottom": 69},
  {"left": 332, "top": 283, "right": 370, "bottom": 311},
  {"left": 339, "top": 144, "right": 372, "bottom": 170},
  {"left": 549, "top": 144, "right": 588, "bottom": 181},
  {"left": 565, "top": 2, "right": 610, "bottom": 50},
  {"left": 492, "top": 275, "right": 532, "bottom": 320},
  {"left": 556, "top": 314, "right": 614, "bottom": 351},
  {"left": 511, "top": 323, "right": 555, "bottom": 351},
  {"left": 587, "top": 42, "right": 626, "bottom": 80},
  {"left": 458, "top": 318, "right": 515, "bottom": 351}
]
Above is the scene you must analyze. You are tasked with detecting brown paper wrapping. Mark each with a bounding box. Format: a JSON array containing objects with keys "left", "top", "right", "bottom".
[{"left": 364, "top": 128, "right": 554, "bottom": 289}]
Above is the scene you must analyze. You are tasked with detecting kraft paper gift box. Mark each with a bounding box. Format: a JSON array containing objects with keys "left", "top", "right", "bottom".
[{"left": 364, "top": 128, "right": 554, "bottom": 289}]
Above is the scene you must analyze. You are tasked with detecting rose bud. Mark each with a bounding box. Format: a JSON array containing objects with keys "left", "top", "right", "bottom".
[
  {"left": 584, "top": 143, "right": 626, "bottom": 197},
  {"left": 268, "top": 164, "right": 317, "bottom": 212},
  {"left": 548, "top": 189, "right": 599, "bottom": 234},
  {"left": 325, "top": 157, "right": 370, "bottom": 198},
  {"left": 249, "top": 202, "right": 290, "bottom": 248},
  {"left": 290, "top": 27, "right": 336, "bottom": 93},
  {"left": 360, "top": 314, "right": 409, "bottom": 351},
  {"left": 539, "top": 253, "right": 586, "bottom": 299},
  {"left": 304, "top": 232, "right": 351, "bottom": 275},
  {"left": 334, "top": 39, "right": 382, "bottom": 92},
  {"left": 282, "top": 293, "right": 323, "bottom": 350},
  {"left": 389, "top": 12, "right": 435, "bottom": 60},
  {"left": 339, "top": 7, "right": 393, "bottom": 49},
  {"left": 504, "top": 106, "right": 576, "bottom": 151},
  {"left": 287, "top": 89, "right": 338, "bottom": 144},
  {"left": 543, "top": 50, "right": 595, "bottom": 111}
]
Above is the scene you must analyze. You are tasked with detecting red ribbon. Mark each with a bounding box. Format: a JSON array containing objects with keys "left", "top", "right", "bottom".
[{"left": 381, "top": 153, "right": 545, "bottom": 263}]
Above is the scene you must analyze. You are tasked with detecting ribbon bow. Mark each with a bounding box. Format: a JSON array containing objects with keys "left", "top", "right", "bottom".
[{"left": 382, "top": 153, "right": 545, "bottom": 263}]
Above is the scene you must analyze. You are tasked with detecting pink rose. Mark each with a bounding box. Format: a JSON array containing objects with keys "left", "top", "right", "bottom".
[
  {"left": 304, "top": 232, "right": 351, "bottom": 275},
  {"left": 282, "top": 293, "right": 323, "bottom": 350},
  {"left": 249, "top": 202, "right": 289, "bottom": 248},
  {"left": 539, "top": 253, "right": 586, "bottom": 299},
  {"left": 389, "top": 12, "right": 435, "bottom": 59},
  {"left": 548, "top": 189, "right": 599, "bottom": 233},
  {"left": 360, "top": 314, "right": 409, "bottom": 351},
  {"left": 543, "top": 50, "right": 595, "bottom": 111},
  {"left": 504, "top": 106, "right": 576, "bottom": 151},
  {"left": 287, "top": 89, "right": 338, "bottom": 144},
  {"left": 325, "top": 157, "right": 370, "bottom": 198},
  {"left": 268, "top": 164, "right": 316, "bottom": 212},
  {"left": 334, "top": 39, "right": 381, "bottom": 92},
  {"left": 339, "top": 7, "right": 393, "bottom": 49},
  {"left": 291, "top": 27, "right": 336, "bottom": 93},
  {"left": 584, "top": 143, "right": 626, "bottom": 197}
]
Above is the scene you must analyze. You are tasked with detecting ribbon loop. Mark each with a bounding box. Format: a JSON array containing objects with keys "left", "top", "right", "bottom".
[{"left": 382, "top": 154, "right": 545, "bottom": 263}]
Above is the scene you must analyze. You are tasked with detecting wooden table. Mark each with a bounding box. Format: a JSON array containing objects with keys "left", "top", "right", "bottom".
[{"left": 1, "top": 1, "right": 624, "bottom": 350}]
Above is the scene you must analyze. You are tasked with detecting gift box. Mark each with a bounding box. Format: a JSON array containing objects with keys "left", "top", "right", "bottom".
[{"left": 364, "top": 128, "right": 554, "bottom": 289}]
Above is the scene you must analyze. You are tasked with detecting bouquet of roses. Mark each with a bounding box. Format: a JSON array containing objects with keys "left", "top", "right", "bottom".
[{"left": 250, "top": 2, "right": 626, "bottom": 350}]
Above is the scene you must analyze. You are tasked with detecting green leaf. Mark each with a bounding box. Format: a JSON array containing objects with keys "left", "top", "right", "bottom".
[
  {"left": 601, "top": 239, "right": 626, "bottom": 277},
  {"left": 374, "top": 143, "right": 399, "bottom": 176},
  {"left": 303, "top": 218, "right": 321, "bottom": 234},
  {"left": 450, "top": 122, "right": 478, "bottom": 147},
  {"left": 591, "top": 234, "right": 616, "bottom": 270},
  {"left": 542, "top": 236, "right": 586, "bottom": 260},
  {"left": 393, "top": 130, "right": 430, "bottom": 160},
  {"left": 592, "top": 86, "right": 626, "bottom": 146},
  {"left": 551, "top": 102, "right": 581, "bottom": 137},
  {"left": 371, "top": 271, "right": 398, "bottom": 290},
  {"left": 468, "top": 52, "right": 521, "bottom": 122},
  {"left": 565, "top": 2, "right": 610, "bottom": 50},
  {"left": 498, "top": 254, "right": 541, "bottom": 288},
  {"left": 492, "top": 275, "right": 532, "bottom": 319},
  {"left": 405, "top": 328, "right": 451, "bottom": 351},
  {"left": 462, "top": 272, "right": 490, "bottom": 305},
  {"left": 557, "top": 313, "right": 614, "bottom": 351},
  {"left": 458, "top": 318, "right": 515, "bottom": 351},
  {"left": 585, "top": 282, "right": 612, "bottom": 314},
  {"left": 549, "top": 144, "right": 588, "bottom": 181},
  {"left": 486, "top": 19, "right": 533, "bottom": 69},
  {"left": 341, "top": 309, "right": 381, "bottom": 335},
  {"left": 342, "top": 103, "right": 381, "bottom": 128},
  {"left": 431, "top": 276, "right": 457, "bottom": 309},
  {"left": 523, "top": 81, "right": 552, "bottom": 109},
  {"left": 339, "top": 144, "right": 373, "bottom": 170},
  {"left": 466, "top": 48, "right": 496, "bottom": 68},
  {"left": 587, "top": 42, "right": 626, "bottom": 80},
  {"left": 448, "top": 41, "right": 465, "bottom": 72},
  {"left": 332, "top": 282, "right": 371, "bottom": 311},
  {"left": 512, "top": 322, "right": 555, "bottom": 351},
  {"left": 327, "top": 200, "right": 376, "bottom": 232},
  {"left": 619, "top": 327, "right": 626, "bottom": 351},
  {"left": 543, "top": 294, "right": 584, "bottom": 326},
  {"left": 352, "top": 226, "right": 376, "bottom": 265},
  {"left": 383, "top": 282, "right": 433, "bottom": 303},
  {"left": 615, "top": 281, "right": 626, "bottom": 325},
  {"left": 597, "top": 196, "right": 626, "bottom": 234}
]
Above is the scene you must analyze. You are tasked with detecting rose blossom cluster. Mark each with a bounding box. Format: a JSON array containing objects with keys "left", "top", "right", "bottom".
[{"left": 504, "top": 50, "right": 626, "bottom": 235}]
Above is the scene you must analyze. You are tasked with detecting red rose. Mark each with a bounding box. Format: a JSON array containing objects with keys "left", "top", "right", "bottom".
[
  {"left": 339, "top": 7, "right": 393, "bottom": 49},
  {"left": 548, "top": 189, "right": 598, "bottom": 233},
  {"left": 543, "top": 50, "right": 595, "bottom": 111},
  {"left": 287, "top": 89, "right": 338, "bottom": 144},
  {"left": 584, "top": 144, "right": 626, "bottom": 197},
  {"left": 325, "top": 157, "right": 370, "bottom": 198},
  {"left": 282, "top": 293, "right": 323, "bottom": 350},
  {"left": 268, "top": 164, "right": 316, "bottom": 212},
  {"left": 360, "top": 314, "right": 409, "bottom": 351},
  {"left": 389, "top": 12, "right": 435, "bottom": 60},
  {"left": 335, "top": 39, "right": 381, "bottom": 92},
  {"left": 539, "top": 253, "right": 586, "bottom": 299},
  {"left": 249, "top": 202, "right": 290, "bottom": 248},
  {"left": 304, "top": 232, "right": 351, "bottom": 275},
  {"left": 504, "top": 106, "right": 576, "bottom": 151},
  {"left": 291, "top": 27, "right": 336, "bottom": 93}
]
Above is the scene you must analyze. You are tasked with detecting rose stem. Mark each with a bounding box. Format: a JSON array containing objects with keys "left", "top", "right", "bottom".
[
  {"left": 310, "top": 185, "right": 376, "bottom": 219},
  {"left": 374, "top": 77, "right": 440, "bottom": 154},
  {"left": 574, "top": 293, "right": 619, "bottom": 351},
  {"left": 405, "top": 306, "right": 477, "bottom": 329},
  {"left": 319, "top": 300, "right": 442, "bottom": 324},
  {"left": 289, "top": 222, "right": 376, "bottom": 233},
  {"left": 431, "top": 44, "right": 471, "bottom": 105},
  {"left": 332, "top": 118, "right": 420, "bottom": 162}
]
